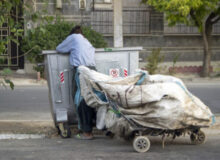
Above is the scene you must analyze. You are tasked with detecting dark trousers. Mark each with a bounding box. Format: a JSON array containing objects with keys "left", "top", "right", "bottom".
[
  {"left": 72, "top": 67, "right": 77, "bottom": 103},
  {"left": 78, "top": 99, "right": 96, "bottom": 133},
  {"left": 72, "top": 66, "right": 97, "bottom": 133}
]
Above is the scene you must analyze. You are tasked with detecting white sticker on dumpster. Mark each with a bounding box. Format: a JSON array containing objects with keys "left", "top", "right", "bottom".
[{"left": 109, "top": 68, "right": 119, "bottom": 78}]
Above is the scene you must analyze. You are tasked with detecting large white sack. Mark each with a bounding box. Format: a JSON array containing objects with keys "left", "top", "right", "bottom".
[{"left": 78, "top": 66, "right": 215, "bottom": 130}]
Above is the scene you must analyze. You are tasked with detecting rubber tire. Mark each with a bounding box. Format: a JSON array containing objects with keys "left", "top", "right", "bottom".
[
  {"left": 133, "top": 136, "right": 151, "bottom": 153},
  {"left": 59, "top": 123, "right": 71, "bottom": 139},
  {"left": 190, "top": 130, "right": 206, "bottom": 145}
]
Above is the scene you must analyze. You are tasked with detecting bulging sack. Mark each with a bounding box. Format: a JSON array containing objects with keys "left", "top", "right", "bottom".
[{"left": 78, "top": 66, "right": 215, "bottom": 130}]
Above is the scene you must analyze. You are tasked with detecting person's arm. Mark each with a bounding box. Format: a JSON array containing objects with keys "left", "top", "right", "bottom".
[{"left": 56, "top": 35, "right": 73, "bottom": 53}]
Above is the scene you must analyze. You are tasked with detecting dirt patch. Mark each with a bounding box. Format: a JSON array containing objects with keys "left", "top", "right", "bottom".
[
  {"left": 0, "top": 121, "right": 57, "bottom": 138},
  {"left": 0, "top": 121, "right": 104, "bottom": 138}
]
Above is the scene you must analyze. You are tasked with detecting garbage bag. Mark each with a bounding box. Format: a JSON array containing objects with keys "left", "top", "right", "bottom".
[{"left": 78, "top": 66, "right": 215, "bottom": 130}]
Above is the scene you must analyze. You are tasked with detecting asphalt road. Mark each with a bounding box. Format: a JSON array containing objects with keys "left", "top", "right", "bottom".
[
  {"left": 0, "top": 84, "right": 219, "bottom": 160},
  {"left": 0, "top": 86, "right": 51, "bottom": 121},
  {"left": 0, "top": 135, "right": 220, "bottom": 160},
  {"left": 186, "top": 84, "right": 220, "bottom": 114},
  {"left": 0, "top": 83, "right": 219, "bottom": 121}
]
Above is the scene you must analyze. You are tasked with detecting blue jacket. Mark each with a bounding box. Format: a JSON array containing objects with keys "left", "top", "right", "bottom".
[{"left": 56, "top": 34, "right": 96, "bottom": 67}]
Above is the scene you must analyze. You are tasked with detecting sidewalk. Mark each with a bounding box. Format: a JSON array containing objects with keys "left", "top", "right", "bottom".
[
  {"left": 4, "top": 72, "right": 220, "bottom": 86},
  {"left": 0, "top": 73, "right": 220, "bottom": 138},
  {"left": 174, "top": 74, "right": 220, "bottom": 85}
]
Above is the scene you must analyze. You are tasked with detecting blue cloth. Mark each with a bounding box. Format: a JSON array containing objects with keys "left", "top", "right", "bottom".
[
  {"left": 92, "top": 88, "right": 108, "bottom": 102},
  {"left": 135, "top": 72, "right": 147, "bottom": 85},
  {"left": 56, "top": 34, "right": 96, "bottom": 67},
  {"left": 74, "top": 68, "right": 83, "bottom": 130},
  {"left": 74, "top": 68, "right": 83, "bottom": 109}
]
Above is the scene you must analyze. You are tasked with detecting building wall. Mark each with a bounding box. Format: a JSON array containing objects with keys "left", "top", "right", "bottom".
[{"left": 31, "top": 0, "right": 220, "bottom": 62}]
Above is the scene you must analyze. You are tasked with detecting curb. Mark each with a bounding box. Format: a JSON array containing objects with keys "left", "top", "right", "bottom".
[
  {"left": 3, "top": 73, "right": 220, "bottom": 86},
  {"left": 11, "top": 78, "right": 47, "bottom": 86},
  {"left": 0, "top": 116, "right": 219, "bottom": 136},
  {"left": 0, "top": 78, "right": 47, "bottom": 87},
  {"left": 0, "top": 120, "right": 57, "bottom": 138},
  {"left": 7, "top": 79, "right": 220, "bottom": 87}
]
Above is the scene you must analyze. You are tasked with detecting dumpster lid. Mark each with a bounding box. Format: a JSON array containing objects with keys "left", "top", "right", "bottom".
[
  {"left": 95, "top": 47, "right": 143, "bottom": 53},
  {"left": 42, "top": 50, "right": 58, "bottom": 55},
  {"left": 42, "top": 47, "right": 143, "bottom": 55}
]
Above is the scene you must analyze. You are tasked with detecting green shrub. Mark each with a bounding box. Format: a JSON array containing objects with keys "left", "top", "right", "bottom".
[
  {"left": 83, "top": 26, "right": 108, "bottom": 48},
  {"left": 21, "top": 20, "right": 107, "bottom": 74},
  {"left": 145, "top": 48, "right": 164, "bottom": 74}
]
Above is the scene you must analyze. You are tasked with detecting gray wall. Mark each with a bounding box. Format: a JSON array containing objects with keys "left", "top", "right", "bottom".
[{"left": 32, "top": 0, "right": 220, "bottom": 62}]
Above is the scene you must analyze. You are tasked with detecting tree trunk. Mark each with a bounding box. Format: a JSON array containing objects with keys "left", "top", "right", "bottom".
[{"left": 201, "top": 21, "right": 212, "bottom": 77}]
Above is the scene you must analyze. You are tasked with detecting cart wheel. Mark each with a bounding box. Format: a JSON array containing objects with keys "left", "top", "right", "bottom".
[
  {"left": 58, "top": 123, "right": 71, "bottom": 138},
  {"left": 190, "top": 130, "right": 206, "bottom": 145},
  {"left": 133, "top": 136, "right": 151, "bottom": 153}
]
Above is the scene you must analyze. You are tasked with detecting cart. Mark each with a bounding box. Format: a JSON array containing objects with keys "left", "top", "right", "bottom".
[
  {"left": 77, "top": 66, "right": 214, "bottom": 153},
  {"left": 103, "top": 99, "right": 207, "bottom": 153},
  {"left": 118, "top": 108, "right": 206, "bottom": 153}
]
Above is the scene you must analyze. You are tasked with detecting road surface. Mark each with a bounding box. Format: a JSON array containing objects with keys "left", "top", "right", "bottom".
[
  {"left": 0, "top": 83, "right": 219, "bottom": 122},
  {"left": 0, "top": 134, "right": 220, "bottom": 160}
]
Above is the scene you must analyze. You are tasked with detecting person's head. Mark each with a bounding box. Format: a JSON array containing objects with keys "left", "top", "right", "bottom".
[{"left": 69, "top": 25, "right": 83, "bottom": 35}]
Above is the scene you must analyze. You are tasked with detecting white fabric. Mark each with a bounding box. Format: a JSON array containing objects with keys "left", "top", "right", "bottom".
[{"left": 78, "top": 66, "right": 214, "bottom": 130}]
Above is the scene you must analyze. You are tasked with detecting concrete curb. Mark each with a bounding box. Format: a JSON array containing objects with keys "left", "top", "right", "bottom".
[
  {"left": 0, "top": 120, "right": 57, "bottom": 138},
  {"left": 0, "top": 116, "right": 219, "bottom": 137},
  {"left": 4, "top": 78, "right": 220, "bottom": 87},
  {"left": 11, "top": 78, "right": 47, "bottom": 86},
  {"left": 2, "top": 70, "right": 220, "bottom": 86}
]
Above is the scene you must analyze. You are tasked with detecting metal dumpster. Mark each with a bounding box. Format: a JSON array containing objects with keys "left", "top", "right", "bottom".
[{"left": 42, "top": 47, "right": 142, "bottom": 138}]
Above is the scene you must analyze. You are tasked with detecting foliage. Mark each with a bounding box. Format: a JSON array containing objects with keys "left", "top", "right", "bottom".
[
  {"left": 83, "top": 26, "right": 108, "bottom": 48},
  {"left": 141, "top": 0, "right": 220, "bottom": 30},
  {"left": 169, "top": 53, "right": 180, "bottom": 75},
  {"left": 0, "top": 68, "right": 14, "bottom": 90},
  {"left": 0, "top": 0, "right": 20, "bottom": 89},
  {"left": 0, "top": 0, "right": 24, "bottom": 56},
  {"left": 145, "top": 48, "right": 164, "bottom": 74},
  {"left": 0, "top": 0, "right": 52, "bottom": 88},
  {"left": 1, "top": 0, "right": 107, "bottom": 79},
  {"left": 21, "top": 19, "right": 107, "bottom": 73},
  {"left": 141, "top": 0, "right": 220, "bottom": 77},
  {"left": 0, "top": 0, "right": 54, "bottom": 59}
]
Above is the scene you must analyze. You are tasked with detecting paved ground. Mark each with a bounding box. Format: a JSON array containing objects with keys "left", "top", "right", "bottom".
[
  {"left": 0, "top": 134, "right": 220, "bottom": 160},
  {"left": 0, "top": 86, "right": 51, "bottom": 121},
  {"left": 0, "top": 74, "right": 220, "bottom": 160},
  {"left": 0, "top": 84, "right": 219, "bottom": 122},
  {"left": 186, "top": 84, "right": 220, "bottom": 113}
]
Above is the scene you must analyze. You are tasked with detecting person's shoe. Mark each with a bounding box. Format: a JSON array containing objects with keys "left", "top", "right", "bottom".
[{"left": 74, "top": 133, "right": 94, "bottom": 140}]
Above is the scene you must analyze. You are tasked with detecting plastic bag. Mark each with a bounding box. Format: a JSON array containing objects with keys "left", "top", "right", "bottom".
[{"left": 96, "top": 106, "right": 107, "bottom": 130}]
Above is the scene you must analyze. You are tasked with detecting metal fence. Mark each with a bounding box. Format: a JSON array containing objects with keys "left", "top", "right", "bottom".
[
  {"left": 91, "top": 9, "right": 150, "bottom": 35},
  {"left": 0, "top": 20, "right": 10, "bottom": 66},
  {"left": 91, "top": 10, "right": 113, "bottom": 34},
  {"left": 164, "top": 21, "right": 220, "bottom": 35},
  {"left": 213, "top": 21, "right": 220, "bottom": 34},
  {"left": 164, "top": 22, "right": 198, "bottom": 34},
  {"left": 0, "top": 8, "right": 20, "bottom": 68}
]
